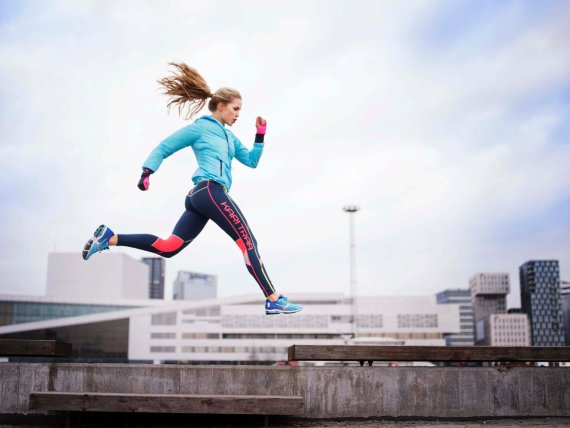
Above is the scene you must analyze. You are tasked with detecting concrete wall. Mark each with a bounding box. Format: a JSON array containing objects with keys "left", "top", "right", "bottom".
[{"left": 1, "top": 363, "right": 569, "bottom": 418}]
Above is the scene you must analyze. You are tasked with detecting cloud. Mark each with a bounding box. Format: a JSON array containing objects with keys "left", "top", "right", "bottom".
[{"left": 1, "top": 0, "right": 569, "bottom": 307}]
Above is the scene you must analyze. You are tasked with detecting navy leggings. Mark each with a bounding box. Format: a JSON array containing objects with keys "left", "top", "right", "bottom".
[{"left": 117, "top": 180, "right": 276, "bottom": 297}]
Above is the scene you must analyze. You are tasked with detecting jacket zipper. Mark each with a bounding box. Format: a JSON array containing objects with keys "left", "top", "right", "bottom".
[
  {"left": 222, "top": 129, "right": 230, "bottom": 156},
  {"left": 211, "top": 119, "right": 230, "bottom": 177},
  {"left": 221, "top": 128, "right": 230, "bottom": 177}
]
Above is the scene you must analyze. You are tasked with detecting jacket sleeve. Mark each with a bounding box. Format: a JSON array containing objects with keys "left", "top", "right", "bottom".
[
  {"left": 234, "top": 136, "right": 264, "bottom": 168},
  {"left": 142, "top": 124, "right": 200, "bottom": 172}
]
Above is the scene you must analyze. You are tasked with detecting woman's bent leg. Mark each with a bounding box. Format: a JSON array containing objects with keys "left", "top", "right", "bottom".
[{"left": 191, "top": 181, "right": 277, "bottom": 297}]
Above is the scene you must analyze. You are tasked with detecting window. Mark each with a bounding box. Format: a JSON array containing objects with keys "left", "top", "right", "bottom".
[
  {"left": 397, "top": 314, "right": 438, "bottom": 328},
  {"left": 356, "top": 314, "right": 383, "bottom": 328},
  {"left": 151, "top": 312, "right": 177, "bottom": 325},
  {"left": 151, "top": 332, "right": 176, "bottom": 339},
  {"left": 181, "top": 333, "right": 219, "bottom": 339},
  {"left": 150, "top": 346, "right": 175, "bottom": 353}
]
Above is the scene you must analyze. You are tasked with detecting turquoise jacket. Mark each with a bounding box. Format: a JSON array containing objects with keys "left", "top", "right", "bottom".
[{"left": 142, "top": 115, "right": 264, "bottom": 191}]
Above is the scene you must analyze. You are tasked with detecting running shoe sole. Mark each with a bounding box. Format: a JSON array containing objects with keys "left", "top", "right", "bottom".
[
  {"left": 82, "top": 225, "right": 107, "bottom": 260},
  {"left": 265, "top": 308, "right": 303, "bottom": 315}
]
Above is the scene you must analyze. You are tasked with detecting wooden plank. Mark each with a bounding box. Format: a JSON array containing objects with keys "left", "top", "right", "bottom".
[
  {"left": 0, "top": 340, "right": 72, "bottom": 357},
  {"left": 29, "top": 392, "right": 305, "bottom": 415},
  {"left": 288, "top": 345, "right": 570, "bottom": 362}
]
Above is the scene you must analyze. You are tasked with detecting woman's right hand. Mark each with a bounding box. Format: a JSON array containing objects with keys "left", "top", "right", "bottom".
[
  {"left": 255, "top": 116, "right": 267, "bottom": 134},
  {"left": 138, "top": 168, "right": 153, "bottom": 191}
]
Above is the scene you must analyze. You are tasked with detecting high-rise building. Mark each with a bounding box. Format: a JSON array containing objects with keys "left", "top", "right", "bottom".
[
  {"left": 519, "top": 260, "right": 565, "bottom": 346},
  {"left": 469, "top": 273, "right": 509, "bottom": 319},
  {"left": 559, "top": 280, "right": 570, "bottom": 346},
  {"left": 436, "top": 289, "right": 474, "bottom": 346},
  {"left": 141, "top": 258, "right": 165, "bottom": 299},
  {"left": 46, "top": 253, "right": 149, "bottom": 300},
  {"left": 173, "top": 271, "right": 217, "bottom": 301},
  {"left": 469, "top": 273, "right": 509, "bottom": 344}
]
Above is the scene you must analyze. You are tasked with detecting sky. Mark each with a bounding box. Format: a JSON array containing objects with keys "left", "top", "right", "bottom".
[{"left": 1, "top": 0, "right": 569, "bottom": 308}]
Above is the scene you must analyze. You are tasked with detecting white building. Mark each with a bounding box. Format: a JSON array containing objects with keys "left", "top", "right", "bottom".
[
  {"left": 132, "top": 294, "right": 459, "bottom": 364},
  {"left": 0, "top": 293, "right": 461, "bottom": 363},
  {"left": 173, "top": 271, "right": 217, "bottom": 301},
  {"left": 46, "top": 252, "right": 149, "bottom": 300},
  {"left": 436, "top": 289, "right": 475, "bottom": 346},
  {"left": 479, "top": 313, "right": 530, "bottom": 346},
  {"left": 469, "top": 273, "right": 510, "bottom": 296}
]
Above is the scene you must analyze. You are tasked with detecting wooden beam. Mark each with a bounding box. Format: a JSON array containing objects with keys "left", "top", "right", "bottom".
[
  {"left": 288, "top": 345, "right": 570, "bottom": 363},
  {"left": 29, "top": 392, "right": 305, "bottom": 415},
  {"left": 0, "top": 339, "right": 72, "bottom": 357}
]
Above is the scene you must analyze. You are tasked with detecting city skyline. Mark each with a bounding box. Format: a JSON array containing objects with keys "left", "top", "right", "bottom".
[
  {"left": 8, "top": 250, "right": 567, "bottom": 314},
  {"left": 1, "top": 0, "right": 569, "bottom": 307},
  {"left": 3, "top": 256, "right": 567, "bottom": 348}
]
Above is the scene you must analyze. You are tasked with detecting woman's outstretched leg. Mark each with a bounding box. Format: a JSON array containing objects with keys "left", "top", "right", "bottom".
[{"left": 82, "top": 197, "right": 208, "bottom": 260}]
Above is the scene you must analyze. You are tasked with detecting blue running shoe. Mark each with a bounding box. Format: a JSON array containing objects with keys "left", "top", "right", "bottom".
[
  {"left": 82, "top": 225, "right": 114, "bottom": 260},
  {"left": 265, "top": 295, "right": 303, "bottom": 315}
]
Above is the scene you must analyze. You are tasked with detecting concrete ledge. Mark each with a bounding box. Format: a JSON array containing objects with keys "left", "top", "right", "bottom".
[
  {"left": 29, "top": 392, "right": 304, "bottom": 415},
  {"left": 1, "top": 363, "right": 569, "bottom": 418}
]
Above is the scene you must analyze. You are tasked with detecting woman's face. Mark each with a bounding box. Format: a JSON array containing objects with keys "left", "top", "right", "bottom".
[{"left": 218, "top": 98, "right": 242, "bottom": 126}]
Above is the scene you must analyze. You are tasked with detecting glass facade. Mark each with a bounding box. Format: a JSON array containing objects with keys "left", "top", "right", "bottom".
[
  {"left": 0, "top": 301, "right": 136, "bottom": 326},
  {"left": 0, "top": 319, "right": 129, "bottom": 362},
  {"left": 436, "top": 289, "right": 475, "bottom": 346},
  {"left": 519, "top": 260, "right": 565, "bottom": 346}
]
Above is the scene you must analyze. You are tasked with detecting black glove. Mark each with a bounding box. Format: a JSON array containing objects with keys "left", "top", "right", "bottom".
[{"left": 137, "top": 168, "right": 153, "bottom": 191}]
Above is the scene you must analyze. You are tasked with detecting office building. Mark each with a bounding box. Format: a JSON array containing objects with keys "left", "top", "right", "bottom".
[
  {"left": 173, "top": 271, "right": 217, "bottom": 301},
  {"left": 469, "top": 273, "right": 509, "bottom": 319},
  {"left": 477, "top": 313, "right": 530, "bottom": 346},
  {"left": 519, "top": 260, "right": 565, "bottom": 346},
  {"left": 436, "top": 289, "right": 474, "bottom": 346},
  {"left": 141, "top": 258, "right": 165, "bottom": 299},
  {"left": 560, "top": 280, "right": 570, "bottom": 345},
  {"left": 46, "top": 252, "right": 149, "bottom": 300},
  {"left": 0, "top": 294, "right": 461, "bottom": 363},
  {"left": 469, "top": 273, "right": 509, "bottom": 344}
]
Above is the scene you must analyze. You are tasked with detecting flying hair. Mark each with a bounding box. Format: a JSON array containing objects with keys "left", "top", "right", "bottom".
[{"left": 158, "top": 62, "right": 241, "bottom": 119}]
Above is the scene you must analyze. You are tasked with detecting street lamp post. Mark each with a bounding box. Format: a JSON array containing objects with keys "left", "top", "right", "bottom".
[{"left": 343, "top": 205, "right": 360, "bottom": 338}]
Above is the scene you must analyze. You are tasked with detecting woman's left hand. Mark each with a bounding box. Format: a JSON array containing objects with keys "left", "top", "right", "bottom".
[{"left": 256, "top": 116, "right": 267, "bottom": 134}]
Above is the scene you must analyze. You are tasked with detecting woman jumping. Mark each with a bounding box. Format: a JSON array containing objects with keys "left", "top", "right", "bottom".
[{"left": 82, "top": 62, "right": 302, "bottom": 315}]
